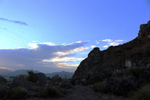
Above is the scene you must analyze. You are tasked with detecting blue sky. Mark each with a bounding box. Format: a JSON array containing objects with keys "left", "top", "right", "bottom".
[{"left": 0, "top": 0, "right": 150, "bottom": 73}]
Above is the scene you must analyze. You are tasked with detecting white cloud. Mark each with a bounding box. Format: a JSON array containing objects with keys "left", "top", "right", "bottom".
[
  {"left": 55, "top": 47, "right": 89, "bottom": 56},
  {"left": 91, "top": 45, "right": 96, "bottom": 48},
  {"left": 114, "top": 40, "right": 124, "bottom": 42},
  {"left": 28, "top": 42, "right": 56, "bottom": 49},
  {"left": 102, "top": 39, "right": 124, "bottom": 48},
  {"left": 103, "top": 45, "right": 109, "bottom": 48},
  {"left": 43, "top": 57, "right": 85, "bottom": 63},
  {"left": 0, "top": 41, "right": 88, "bottom": 73},
  {"left": 28, "top": 43, "right": 39, "bottom": 49},
  {"left": 108, "top": 42, "right": 119, "bottom": 46},
  {"left": 102, "top": 39, "right": 113, "bottom": 42}
]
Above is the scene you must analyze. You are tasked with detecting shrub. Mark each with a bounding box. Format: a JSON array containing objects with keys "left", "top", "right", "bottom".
[
  {"left": 0, "top": 84, "right": 6, "bottom": 90},
  {"left": 124, "top": 67, "right": 146, "bottom": 78},
  {"left": 4, "top": 87, "right": 27, "bottom": 99},
  {"left": 0, "top": 84, "right": 7, "bottom": 98},
  {"left": 40, "top": 87, "right": 62, "bottom": 98},
  {"left": 27, "top": 71, "right": 38, "bottom": 83},
  {"left": 91, "top": 80, "right": 109, "bottom": 93},
  {"left": 132, "top": 84, "right": 150, "bottom": 100}
]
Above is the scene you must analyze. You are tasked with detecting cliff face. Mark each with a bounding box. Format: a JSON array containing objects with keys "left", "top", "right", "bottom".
[{"left": 72, "top": 21, "right": 150, "bottom": 84}]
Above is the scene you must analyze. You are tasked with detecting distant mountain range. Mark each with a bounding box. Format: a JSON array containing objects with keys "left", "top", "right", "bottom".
[
  {"left": 0, "top": 69, "right": 38, "bottom": 76},
  {"left": 45, "top": 71, "right": 73, "bottom": 79},
  {"left": 0, "top": 69, "right": 73, "bottom": 79}
]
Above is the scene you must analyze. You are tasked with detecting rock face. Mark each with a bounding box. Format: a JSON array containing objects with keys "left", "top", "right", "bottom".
[
  {"left": 72, "top": 20, "right": 150, "bottom": 85},
  {"left": 138, "top": 21, "right": 150, "bottom": 37}
]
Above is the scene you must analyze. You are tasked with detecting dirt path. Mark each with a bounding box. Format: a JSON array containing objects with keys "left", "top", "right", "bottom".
[{"left": 25, "top": 85, "right": 130, "bottom": 100}]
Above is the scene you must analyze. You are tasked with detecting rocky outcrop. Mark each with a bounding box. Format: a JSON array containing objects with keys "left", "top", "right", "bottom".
[
  {"left": 72, "top": 20, "right": 150, "bottom": 85},
  {"left": 138, "top": 21, "right": 150, "bottom": 37}
]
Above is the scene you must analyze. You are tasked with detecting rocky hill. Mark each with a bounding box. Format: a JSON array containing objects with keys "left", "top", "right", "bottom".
[{"left": 72, "top": 20, "right": 150, "bottom": 85}]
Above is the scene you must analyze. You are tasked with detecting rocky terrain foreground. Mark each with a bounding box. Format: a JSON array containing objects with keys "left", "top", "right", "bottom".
[{"left": 22, "top": 86, "right": 130, "bottom": 100}]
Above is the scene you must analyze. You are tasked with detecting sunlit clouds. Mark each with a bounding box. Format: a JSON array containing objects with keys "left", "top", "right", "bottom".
[
  {"left": 57, "top": 63, "right": 79, "bottom": 69},
  {"left": 28, "top": 43, "right": 39, "bottom": 49},
  {"left": 0, "top": 39, "right": 125, "bottom": 72},
  {"left": 0, "top": 67, "right": 10, "bottom": 70},
  {"left": 101, "top": 39, "right": 124, "bottom": 48},
  {"left": 43, "top": 57, "right": 84, "bottom": 69},
  {"left": 90, "top": 45, "right": 96, "bottom": 48},
  {"left": 28, "top": 42, "right": 56, "bottom": 49},
  {"left": 55, "top": 47, "right": 89, "bottom": 56},
  {"left": 0, "top": 41, "right": 89, "bottom": 72},
  {"left": 43, "top": 57, "right": 84, "bottom": 63}
]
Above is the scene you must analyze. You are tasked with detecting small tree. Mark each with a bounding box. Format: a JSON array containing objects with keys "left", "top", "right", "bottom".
[{"left": 27, "top": 71, "right": 38, "bottom": 83}]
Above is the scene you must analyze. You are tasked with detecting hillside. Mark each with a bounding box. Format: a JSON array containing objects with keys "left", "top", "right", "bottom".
[{"left": 72, "top": 20, "right": 150, "bottom": 84}]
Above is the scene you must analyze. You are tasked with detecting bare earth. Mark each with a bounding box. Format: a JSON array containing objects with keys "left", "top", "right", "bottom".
[{"left": 24, "top": 86, "right": 130, "bottom": 100}]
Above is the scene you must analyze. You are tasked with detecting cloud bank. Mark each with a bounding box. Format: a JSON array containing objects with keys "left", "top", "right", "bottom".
[
  {"left": 0, "top": 41, "right": 89, "bottom": 73},
  {"left": 0, "top": 17, "right": 28, "bottom": 26}
]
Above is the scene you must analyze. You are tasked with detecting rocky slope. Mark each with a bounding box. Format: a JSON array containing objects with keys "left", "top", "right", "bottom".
[{"left": 72, "top": 20, "right": 150, "bottom": 85}]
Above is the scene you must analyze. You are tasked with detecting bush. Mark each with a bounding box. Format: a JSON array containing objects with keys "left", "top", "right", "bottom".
[
  {"left": 40, "top": 87, "right": 62, "bottom": 98},
  {"left": 0, "top": 84, "right": 6, "bottom": 90},
  {"left": 124, "top": 67, "right": 146, "bottom": 78},
  {"left": 0, "top": 84, "right": 7, "bottom": 98},
  {"left": 132, "top": 84, "right": 150, "bottom": 100},
  {"left": 27, "top": 71, "right": 38, "bottom": 83},
  {"left": 4, "top": 87, "right": 27, "bottom": 99},
  {"left": 91, "top": 81, "right": 109, "bottom": 93}
]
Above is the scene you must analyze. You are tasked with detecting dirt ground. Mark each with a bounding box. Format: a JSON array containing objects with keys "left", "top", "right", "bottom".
[{"left": 24, "top": 85, "right": 130, "bottom": 100}]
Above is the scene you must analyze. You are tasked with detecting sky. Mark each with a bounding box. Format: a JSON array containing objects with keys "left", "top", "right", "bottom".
[{"left": 0, "top": 0, "right": 150, "bottom": 73}]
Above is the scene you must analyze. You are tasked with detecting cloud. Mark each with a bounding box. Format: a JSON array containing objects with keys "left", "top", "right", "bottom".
[
  {"left": 102, "top": 39, "right": 124, "bottom": 48},
  {"left": 103, "top": 45, "right": 109, "bottom": 48},
  {"left": 57, "top": 63, "right": 79, "bottom": 69},
  {"left": 0, "top": 67, "right": 10, "bottom": 70},
  {"left": 28, "top": 42, "right": 56, "bottom": 49},
  {"left": 102, "top": 39, "right": 113, "bottom": 42},
  {"left": 109, "top": 42, "right": 120, "bottom": 46},
  {"left": 55, "top": 47, "right": 89, "bottom": 56},
  {"left": 0, "top": 17, "right": 28, "bottom": 26},
  {"left": 0, "top": 41, "right": 88, "bottom": 73},
  {"left": 90, "top": 45, "right": 96, "bottom": 48},
  {"left": 43, "top": 57, "right": 85, "bottom": 63}
]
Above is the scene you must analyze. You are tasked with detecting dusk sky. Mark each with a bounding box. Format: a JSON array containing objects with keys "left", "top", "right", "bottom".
[{"left": 0, "top": 0, "right": 150, "bottom": 73}]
